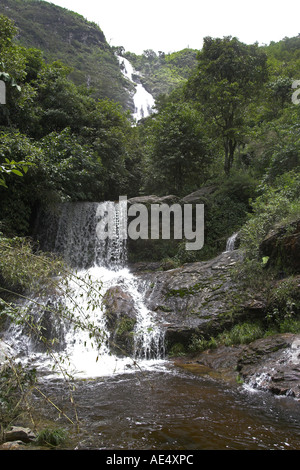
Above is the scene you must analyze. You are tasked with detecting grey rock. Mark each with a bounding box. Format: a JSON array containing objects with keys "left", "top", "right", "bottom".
[
  {"left": 103, "top": 286, "right": 137, "bottom": 356},
  {"left": 4, "top": 426, "right": 36, "bottom": 443},
  {"left": 136, "top": 250, "right": 246, "bottom": 352}
]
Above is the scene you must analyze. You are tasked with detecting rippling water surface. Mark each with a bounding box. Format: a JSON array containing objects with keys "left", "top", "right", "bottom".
[{"left": 34, "top": 362, "right": 300, "bottom": 451}]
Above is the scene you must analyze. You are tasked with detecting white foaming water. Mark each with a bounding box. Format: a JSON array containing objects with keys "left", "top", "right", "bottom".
[
  {"left": 5, "top": 200, "right": 166, "bottom": 379},
  {"left": 117, "top": 56, "right": 155, "bottom": 121},
  {"left": 60, "top": 264, "right": 165, "bottom": 378},
  {"left": 225, "top": 232, "right": 238, "bottom": 252}
]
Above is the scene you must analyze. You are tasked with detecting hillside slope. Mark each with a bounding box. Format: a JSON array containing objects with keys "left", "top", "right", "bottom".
[
  {"left": 123, "top": 48, "right": 198, "bottom": 98},
  {"left": 0, "top": 0, "right": 133, "bottom": 108}
]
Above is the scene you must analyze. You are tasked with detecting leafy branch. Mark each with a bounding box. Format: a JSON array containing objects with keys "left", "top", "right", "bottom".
[{"left": 0, "top": 158, "right": 33, "bottom": 188}]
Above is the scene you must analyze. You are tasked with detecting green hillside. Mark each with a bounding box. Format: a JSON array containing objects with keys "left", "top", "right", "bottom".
[
  {"left": 0, "top": 0, "right": 133, "bottom": 108},
  {"left": 0, "top": 0, "right": 201, "bottom": 106}
]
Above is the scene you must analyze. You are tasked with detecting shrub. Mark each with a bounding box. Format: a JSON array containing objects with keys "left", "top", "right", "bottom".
[
  {"left": 35, "top": 427, "right": 67, "bottom": 447},
  {"left": 0, "top": 235, "right": 64, "bottom": 295},
  {"left": 188, "top": 334, "right": 217, "bottom": 353},
  {"left": 218, "top": 322, "right": 264, "bottom": 346},
  {"left": 0, "top": 360, "right": 37, "bottom": 428},
  {"left": 239, "top": 170, "right": 300, "bottom": 260}
]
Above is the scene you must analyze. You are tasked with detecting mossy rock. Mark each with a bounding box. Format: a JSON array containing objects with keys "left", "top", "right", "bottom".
[{"left": 103, "top": 286, "right": 137, "bottom": 356}]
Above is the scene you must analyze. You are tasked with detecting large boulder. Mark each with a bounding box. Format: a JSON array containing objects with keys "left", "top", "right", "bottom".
[
  {"left": 180, "top": 186, "right": 217, "bottom": 203},
  {"left": 103, "top": 286, "right": 137, "bottom": 357},
  {"left": 4, "top": 426, "right": 36, "bottom": 443}
]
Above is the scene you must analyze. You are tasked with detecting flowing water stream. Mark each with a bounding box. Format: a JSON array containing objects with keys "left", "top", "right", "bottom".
[
  {"left": 3, "top": 202, "right": 300, "bottom": 450},
  {"left": 117, "top": 56, "right": 155, "bottom": 121}
]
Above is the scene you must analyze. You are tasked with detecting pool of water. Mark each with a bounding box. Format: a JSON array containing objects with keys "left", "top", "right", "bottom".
[{"left": 33, "top": 361, "right": 300, "bottom": 451}]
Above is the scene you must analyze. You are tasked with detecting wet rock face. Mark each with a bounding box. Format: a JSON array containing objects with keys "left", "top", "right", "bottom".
[
  {"left": 136, "top": 250, "right": 246, "bottom": 352},
  {"left": 237, "top": 334, "right": 300, "bottom": 398},
  {"left": 177, "top": 333, "right": 300, "bottom": 399},
  {"left": 100, "top": 250, "right": 247, "bottom": 357}
]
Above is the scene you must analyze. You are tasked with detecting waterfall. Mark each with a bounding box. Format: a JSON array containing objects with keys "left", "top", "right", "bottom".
[
  {"left": 4, "top": 201, "right": 165, "bottom": 378},
  {"left": 117, "top": 56, "right": 155, "bottom": 121},
  {"left": 47, "top": 201, "right": 128, "bottom": 270},
  {"left": 225, "top": 232, "right": 238, "bottom": 252}
]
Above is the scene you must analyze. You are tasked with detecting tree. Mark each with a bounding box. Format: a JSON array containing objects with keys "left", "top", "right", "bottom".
[
  {"left": 187, "top": 36, "right": 268, "bottom": 175},
  {"left": 0, "top": 130, "right": 46, "bottom": 234},
  {"left": 143, "top": 97, "right": 212, "bottom": 195},
  {"left": 0, "top": 15, "right": 29, "bottom": 126},
  {"left": 0, "top": 13, "right": 17, "bottom": 52}
]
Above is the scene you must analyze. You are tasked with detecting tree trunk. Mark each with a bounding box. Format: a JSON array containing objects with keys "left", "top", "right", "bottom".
[{"left": 224, "top": 137, "right": 237, "bottom": 176}]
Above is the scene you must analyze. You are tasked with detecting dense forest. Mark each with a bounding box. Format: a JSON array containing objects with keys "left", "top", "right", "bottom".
[{"left": 0, "top": 1, "right": 299, "bottom": 260}]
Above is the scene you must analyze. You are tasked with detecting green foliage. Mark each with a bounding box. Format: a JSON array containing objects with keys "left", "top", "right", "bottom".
[
  {"left": 264, "top": 34, "right": 300, "bottom": 78},
  {"left": 0, "top": 236, "right": 64, "bottom": 294},
  {"left": 217, "top": 323, "right": 264, "bottom": 346},
  {"left": 168, "top": 342, "right": 187, "bottom": 357},
  {"left": 187, "top": 36, "right": 269, "bottom": 175},
  {"left": 0, "top": 158, "right": 32, "bottom": 188},
  {"left": 0, "top": 130, "right": 47, "bottom": 234},
  {"left": 188, "top": 314, "right": 300, "bottom": 354},
  {"left": 143, "top": 98, "right": 213, "bottom": 195},
  {"left": 0, "top": 13, "right": 17, "bottom": 50},
  {"left": 264, "top": 113, "right": 300, "bottom": 182},
  {"left": 35, "top": 427, "right": 67, "bottom": 447},
  {"left": 39, "top": 128, "right": 104, "bottom": 201},
  {"left": 239, "top": 170, "right": 300, "bottom": 260},
  {"left": 266, "top": 277, "right": 300, "bottom": 324},
  {"left": 188, "top": 335, "right": 217, "bottom": 353},
  {"left": 244, "top": 105, "right": 300, "bottom": 180}
]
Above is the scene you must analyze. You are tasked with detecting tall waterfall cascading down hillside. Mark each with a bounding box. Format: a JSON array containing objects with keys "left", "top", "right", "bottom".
[
  {"left": 117, "top": 56, "right": 155, "bottom": 121},
  {"left": 4, "top": 201, "right": 165, "bottom": 378}
]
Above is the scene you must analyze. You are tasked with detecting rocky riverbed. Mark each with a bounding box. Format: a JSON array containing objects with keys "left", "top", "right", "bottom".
[
  {"left": 105, "top": 217, "right": 300, "bottom": 400},
  {"left": 174, "top": 333, "right": 300, "bottom": 398}
]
